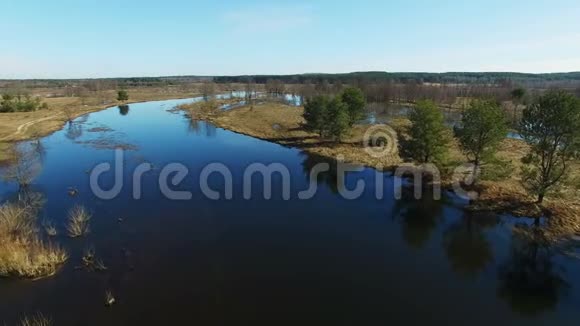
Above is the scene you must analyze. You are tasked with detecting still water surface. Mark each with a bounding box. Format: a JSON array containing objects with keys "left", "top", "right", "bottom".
[{"left": 0, "top": 97, "right": 578, "bottom": 325}]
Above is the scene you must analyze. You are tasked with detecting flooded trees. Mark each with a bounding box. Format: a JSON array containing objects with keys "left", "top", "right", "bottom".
[
  {"left": 1, "top": 144, "right": 42, "bottom": 189},
  {"left": 244, "top": 78, "right": 257, "bottom": 108},
  {"left": 510, "top": 87, "right": 527, "bottom": 126},
  {"left": 200, "top": 80, "right": 216, "bottom": 101},
  {"left": 265, "top": 79, "right": 285, "bottom": 96},
  {"left": 520, "top": 90, "right": 580, "bottom": 203}
]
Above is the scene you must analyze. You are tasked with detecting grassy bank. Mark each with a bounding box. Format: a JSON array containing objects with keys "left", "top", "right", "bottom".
[
  {"left": 0, "top": 87, "right": 204, "bottom": 164},
  {"left": 185, "top": 101, "right": 402, "bottom": 168},
  {"left": 181, "top": 101, "right": 580, "bottom": 241}
]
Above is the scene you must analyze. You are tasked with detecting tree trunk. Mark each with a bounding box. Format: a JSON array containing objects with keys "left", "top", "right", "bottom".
[{"left": 537, "top": 193, "right": 545, "bottom": 204}]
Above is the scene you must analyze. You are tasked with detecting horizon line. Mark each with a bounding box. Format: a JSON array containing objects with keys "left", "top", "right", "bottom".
[{"left": 2, "top": 70, "right": 580, "bottom": 81}]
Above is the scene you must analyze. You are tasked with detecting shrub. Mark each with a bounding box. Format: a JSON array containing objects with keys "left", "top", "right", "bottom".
[
  {"left": 0, "top": 93, "right": 47, "bottom": 113},
  {"left": 0, "top": 202, "right": 68, "bottom": 279},
  {"left": 66, "top": 205, "right": 91, "bottom": 237},
  {"left": 117, "top": 90, "right": 129, "bottom": 102},
  {"left": 20, "top": 313, "right": 52, "bottom": 326}
]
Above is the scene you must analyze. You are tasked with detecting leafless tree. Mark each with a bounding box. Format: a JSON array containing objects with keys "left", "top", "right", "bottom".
[
  {"left": 62, "top": 105, "right": 76, "bottom": 123},
  {"left": 200, "top": 80, "right": 216, "bottom": 101},
  {"left": 299, "top": 80, "right": 316, "bottom": 101},
  {"left": 2, "top": 144, "right": 42, "bottom": 188},
  {"left": 244, "top": 78, "right": 257, "bottom": 108}
]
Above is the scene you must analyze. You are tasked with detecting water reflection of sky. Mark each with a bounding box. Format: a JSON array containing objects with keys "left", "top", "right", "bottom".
[{"left": 0, "top": 96, "right": 577, "bottom": 325}]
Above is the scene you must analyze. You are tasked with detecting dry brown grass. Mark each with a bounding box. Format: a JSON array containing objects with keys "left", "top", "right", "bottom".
[
  {"left": 42, "top": 219, "right": 57, "bottom": 237},
  {"left": 0, "top": 202, "right": 68, "bottom": 279},
  {"left": 184, "top": 102, "right": 401, "bottom": 168},
  {"left": 0, "top": 142, "right": 11, "bottom": 164},
  {"left": 182, "top": 101, "right": 580, "bottom": 239},
  {"left": 66, "top": 205, "right": 91, "bottom": 238},
  {"left": 0, "top": 86, "right": 207, "bottom": 163}
]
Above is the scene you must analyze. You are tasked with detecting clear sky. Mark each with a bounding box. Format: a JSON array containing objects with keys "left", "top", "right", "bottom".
[{"left": 1, "top": 0, "right": 579, "bottom": 78}]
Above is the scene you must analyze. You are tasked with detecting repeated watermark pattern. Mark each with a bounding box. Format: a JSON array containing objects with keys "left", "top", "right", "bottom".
[{"left": 89, "top": 125, "right": 479, "bottom": 202}]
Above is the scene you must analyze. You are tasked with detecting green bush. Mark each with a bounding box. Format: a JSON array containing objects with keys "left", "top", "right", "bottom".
[{"left": 0, "top": 94, "right": 47, "bottom": 113}]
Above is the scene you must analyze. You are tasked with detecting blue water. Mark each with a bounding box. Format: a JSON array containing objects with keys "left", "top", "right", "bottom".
[{"left": 0, "top": 97, "right": 578, "bottom": 325}]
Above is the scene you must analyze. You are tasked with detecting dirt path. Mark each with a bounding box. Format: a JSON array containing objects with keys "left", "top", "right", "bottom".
[{"left": 0, "top": 114, "right": 62, "bottom": 141}]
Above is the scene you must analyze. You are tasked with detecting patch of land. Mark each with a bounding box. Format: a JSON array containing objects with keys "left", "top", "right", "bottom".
[
  {"left": 181, "top": 100, "right": 580, "bottom": 242},
  {"left": 0, "top": 87, "right": 203, "bottom": 164},
  {"left": 186, "top": 101, "right": 401, "bottom": 168}
]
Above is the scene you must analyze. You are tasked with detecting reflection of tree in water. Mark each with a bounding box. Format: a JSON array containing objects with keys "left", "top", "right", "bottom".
[
  {"left": 497, "top": 223, "right": 568, "bottom": 316},
  {"left": 204, "top": 122, "right": 217, "bottom": 137},
  {"left": 3, "top": 188, "right": 46, "bottom": 215},
  {"left": 118, "top": 104, "right": 130, "bottom": 116},
  {"left": 443, "top": 212, "right": 497, "bottom": 278},
  {"left": 300, "top": 151, "right": 342, "bottom": 194},
  {"left": 393, "top": 189, "right": 444, "bottom": 249},
  {"left": 188, "top": 118, "right": 201, "bottom": 135},
  {"left": 65, "top": 121, "right": 83, "bottom": 140},
  {"left": 1, "top": 143, "right": 43, "bottom": 189},
  {"left": 186, "top": 113, "right": 217, "bottom": 138}
]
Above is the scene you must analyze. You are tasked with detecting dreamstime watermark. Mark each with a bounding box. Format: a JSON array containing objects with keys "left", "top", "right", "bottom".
[{"left": 88, "top": 125, "right": 479, "bottom": 202}]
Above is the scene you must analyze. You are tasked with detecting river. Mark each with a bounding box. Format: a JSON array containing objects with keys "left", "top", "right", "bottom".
[{"left": 0, "top": 96, "right": 578, "bottom": 325}]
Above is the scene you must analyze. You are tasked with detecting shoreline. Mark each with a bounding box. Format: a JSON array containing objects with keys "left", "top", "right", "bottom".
[
  {"left": 0, "top": 93, "right": 201, "bottom": 164},
  {"left": 2, "top": 95, "right": 578, "bottom": 242},
  {"left": 181, "top": 100, "right": 580, "bottom": 242}
]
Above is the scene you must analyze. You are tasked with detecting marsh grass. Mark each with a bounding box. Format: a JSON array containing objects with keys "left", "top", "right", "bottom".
[
  {"left": 80, "top": 246, "right": 107, "bottom": 272},
  {"left": 105, "top": 290, "right": 116, "bottom": 307},
  {"left": 0, "top": 202, "right": 68, "bottom": 279},
  {"left": 19, "top": 313, "right": 52, "bottom": 326},
  {"left": 42, "top": 219, "right": 57, "bottom": 237},
  {"left": 66, "top": 205, "right": 91, "bottom": 238},
  {"left": 81, "top": 246, "right": 95, "bottom": 266}
]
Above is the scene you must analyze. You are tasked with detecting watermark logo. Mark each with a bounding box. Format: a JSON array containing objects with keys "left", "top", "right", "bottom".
[
  {"left": 363, "top": 124, "right": 398, "bottom": 158},
  {"left": 87, "top": 125, "right": 477, "bottom": 202}
]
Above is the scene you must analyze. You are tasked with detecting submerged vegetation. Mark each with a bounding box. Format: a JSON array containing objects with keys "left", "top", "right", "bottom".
[
  {"left": 0, "top": 85, "right": 577, "bottom": 323},
  {"left": 66, "top": 205, "right": 91, "bottom": 238},
  {"left": 19, "top": 313, "right": 52, "bottom": 326},
  {"left": 0, "top": 200, "right": 68, "bottom": 279}
]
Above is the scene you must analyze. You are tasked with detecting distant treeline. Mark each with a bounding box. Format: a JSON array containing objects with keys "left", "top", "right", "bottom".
[
  {"left": 215, "top": 71, "right": 580, "bottom": 85},
  {"left": 2, "top": 71, "right": 580, "bottom": 89}
]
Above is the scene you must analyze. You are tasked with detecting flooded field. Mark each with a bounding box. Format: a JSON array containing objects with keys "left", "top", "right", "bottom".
[{"left": 0, "top": 97, "right": 578, "bottom": 325}]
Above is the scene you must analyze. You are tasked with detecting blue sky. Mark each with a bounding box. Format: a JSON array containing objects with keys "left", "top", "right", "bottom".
[{"left": 1, "top": 0, "right": 579, "bottom": 78}]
